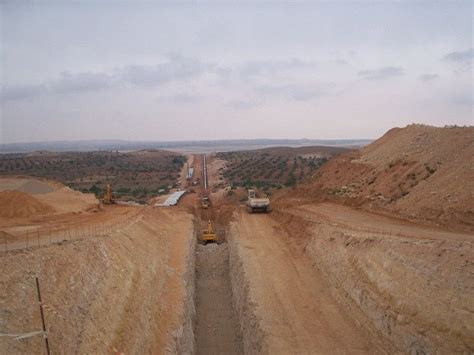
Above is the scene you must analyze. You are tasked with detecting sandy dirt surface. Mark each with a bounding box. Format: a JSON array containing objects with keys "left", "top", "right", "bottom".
[
  {"left": 271, "top": 203, "right": 474, "bottom": 353},
  {"left": 0, "top": 177, "right": 98, "bottom": 220},
  {"left": 229, "top": 208, "right": 390, "bottom": 353},
  {"left": 206, "top": 155, "right": 226, "bottom": 190},
  {"left": 292, "top": 202, "right": 473, "bottom": 242},
  {"left": 0, "top": 207, "right": 195, "bottom": 354},
  {"left": 0, "top": 191, "right": 56, "bottom": 218},
  {"left": 195, "top": 243, "right": 243, "bottom": 355},
  {"left": 291, "top": 125, "right": 474, "bottom": 232}
]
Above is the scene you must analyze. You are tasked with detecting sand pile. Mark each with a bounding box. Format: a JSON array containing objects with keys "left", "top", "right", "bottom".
[
  {"left": 0, "top": 190, "right": 55, "bottom": 218},
  {"left": 0, "top": 178, "right": 98, "bottom": 214},
  {"left": 0, "top": 178, "right": 57, "bottom": 194}
]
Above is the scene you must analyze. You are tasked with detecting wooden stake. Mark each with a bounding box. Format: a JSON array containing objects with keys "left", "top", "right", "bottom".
[{"left": 35, "top": 277, "right": 51, "bottom": 355}]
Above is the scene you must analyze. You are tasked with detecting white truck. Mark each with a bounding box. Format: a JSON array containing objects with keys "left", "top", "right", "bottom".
[{"left": 246, "top": 189, "right": 272, "bottom": 213}]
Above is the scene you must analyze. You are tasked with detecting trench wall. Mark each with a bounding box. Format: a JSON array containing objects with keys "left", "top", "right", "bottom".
[{"left": 227, "top": 222, "right": 268, "bottom": 354}]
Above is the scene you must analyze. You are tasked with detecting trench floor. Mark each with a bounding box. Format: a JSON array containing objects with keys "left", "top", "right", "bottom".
[{"left": 194, "top": 243, "right": 243, "bottom": 355}]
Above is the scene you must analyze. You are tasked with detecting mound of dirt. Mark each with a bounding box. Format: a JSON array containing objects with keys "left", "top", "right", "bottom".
[
  {"left": 0, "top": 178, "right": 58, "bottom": 194},
  {"left": 17, "top": 179, "right": 56, "bottom": 194},
  {"left": 35, "top": 187, "right": 98, "bottom": 214},
  {"left": 0, "top": 190, "right": 56, "bottom": 218},
  {"left": 0, "top": 177, "right": 98, "bottom": 215},
  {"left": 289, "top": 124, "right": 474, "bottom": 231}
]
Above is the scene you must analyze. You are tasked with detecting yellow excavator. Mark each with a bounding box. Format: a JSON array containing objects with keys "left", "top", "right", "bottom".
[
  {"left": 201, "top": 220, "right": 217, "bottom": 244},
  {"left": 102, "top": 184, "right": 115, "bottom": 204}
]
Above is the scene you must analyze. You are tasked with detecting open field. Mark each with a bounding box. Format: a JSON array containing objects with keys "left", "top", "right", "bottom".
[{"left": 0, "top": 150, "right": 186, "bottom": 203}]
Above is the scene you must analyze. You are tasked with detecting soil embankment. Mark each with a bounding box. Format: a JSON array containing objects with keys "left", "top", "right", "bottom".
[
  {"left": 290, "top": 125, "right": 474, "bottom": 232},
  {"left": 0, "top": 208, "right": 194, "bottom": 354},
  {"left": 227, "top": 208, "right": 390, "bottom": 353},
  {"left": 274, "top": 203, "right": 474, "bottom": 353}
]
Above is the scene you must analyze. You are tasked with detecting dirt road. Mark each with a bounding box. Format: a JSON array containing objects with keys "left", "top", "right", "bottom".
[
  {"left": 291, "top": 202, "right": 473, "bottom": 242},
  {"left": 230, "top": 208, "right": 389, "bottom": 353}
]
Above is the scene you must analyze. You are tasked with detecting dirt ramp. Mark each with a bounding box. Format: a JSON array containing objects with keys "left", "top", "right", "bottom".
[{"left": 0, "top": 190, "right": 55, "bottom": 218}]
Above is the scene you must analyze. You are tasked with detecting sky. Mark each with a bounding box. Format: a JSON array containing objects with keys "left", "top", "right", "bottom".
[{"left": 0, "top": 0, "right": 473, "bottom": 144}]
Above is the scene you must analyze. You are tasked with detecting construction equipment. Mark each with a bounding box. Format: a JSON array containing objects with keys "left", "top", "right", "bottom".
[
  {"left": 246, "top": 189, "right": 271, "bottom": 213},
  {"left": 201, "top": 220, "right": 218, "bottom": 244},
  {"left": 102, "top": 184, "right": 115, "bottom": 204},
  {"left": 201, "top": 196, "right": 210, "bottom": 209}
]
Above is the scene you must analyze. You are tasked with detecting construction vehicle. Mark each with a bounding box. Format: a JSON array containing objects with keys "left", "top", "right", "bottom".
[
  {"left": 102, "top": 184, "right": 115, "bottom": 204},
  {"left": 201, "top": 196, "right": 210, "bottom": 209},
  {"left": 201, "top": 220, "right": 218, "bottom": 244},
  {"left": 246, "top": 189, "right": 271, "bottom": 213}
]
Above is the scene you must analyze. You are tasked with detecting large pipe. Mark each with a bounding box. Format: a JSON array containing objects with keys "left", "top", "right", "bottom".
[{"left": 203, "top": 155, "right": 208, "bottom": 190}]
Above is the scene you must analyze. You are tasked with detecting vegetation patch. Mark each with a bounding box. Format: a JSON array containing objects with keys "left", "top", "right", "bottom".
[
  {"left": 0, "top": 150, "right": 186, "bottom": 202},
  {"left": 216, "top": 146, "right": 344, "bottom": 192}
]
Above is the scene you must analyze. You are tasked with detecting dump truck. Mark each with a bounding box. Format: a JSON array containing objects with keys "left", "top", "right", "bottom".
[
  {"left": 201, "top": 220, "right": 218, "bottom": 244},
  {"left": 246, "top": 189, "right": 271, "bottom": 213},
  {"left": 102, "top": 184, "right": 115, "bottom": 204}
]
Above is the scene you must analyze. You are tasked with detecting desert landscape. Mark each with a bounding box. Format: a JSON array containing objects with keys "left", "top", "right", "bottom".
[{"left": 0, "top": 124, "right": 473, "bottom": 354}]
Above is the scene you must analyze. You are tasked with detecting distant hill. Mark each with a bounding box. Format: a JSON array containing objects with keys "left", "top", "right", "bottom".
[
  {"left": 288, "top": 124, "right": 474, "bottom": 231},
  {"left": 0, "top": 138, "right": 372, "bottom": 154}
]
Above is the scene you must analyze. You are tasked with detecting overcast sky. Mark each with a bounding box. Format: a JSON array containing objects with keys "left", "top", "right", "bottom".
[{"left": 1, "top": 1, "right": 472, "bottom": 143}]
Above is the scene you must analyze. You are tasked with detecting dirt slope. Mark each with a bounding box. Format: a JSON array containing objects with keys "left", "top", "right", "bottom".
[
  {"left": 291, "top": 124, "right": 474, "bottom": 231},
  {"left": 228, "top": 208, "right": 391, "bottom": 353},
  {"left": 0, "top": 177, "right": 98, "bottom": 217},
  {"left": 273, "top": 203, "right": 474, "bottom": 353},
  {"left": 0, "top": 191, "right": 56, "bottom": 218},
  {"left": 0, "top": 207, "right": 195, "bottom": 354}
]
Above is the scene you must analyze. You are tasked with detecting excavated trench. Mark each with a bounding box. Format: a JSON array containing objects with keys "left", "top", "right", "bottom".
[{"left": 189, "top": 210, "right": 244, "bottom": 354}]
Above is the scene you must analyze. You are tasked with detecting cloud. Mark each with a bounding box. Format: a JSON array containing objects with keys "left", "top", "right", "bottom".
[
  {"left": 1, "top": 72, "right": 114, "bottom": 102},
  {"left": 1, "top": 55, "right": 211, "bottom": 102},
  {"left": 215, "top": 58, "right": 315, "bottom": 87},
  {"left": 0, "top": 84, "right": 46, "bottom": 101},
  {"left": 52, "top": 71, "right": 114, "bottom": 93},
  {"left": 255, "top": 83, "right": 331, "bottom": 102},
  {"left": 358, "top": 66, "right": 404, "bottom": 80},
  {"left": 452, "top": 94, "right": 474, "bottom": 107},
  {"left": 161, "top": 94, "right": 203, "bottom": 104},
  {"left": 226, "top": 99, "right": 262, "bottom": 110},
  {"left": 419, "top": 73, "right": 440, "bottom": 82},
  {"left": 443, "top": 48, "right": 474, "bottom": 63},
  {"left": 118, "top": 55, "right": 209, "bottom": 87},
  {"left": 238, "top": 58, "right": 311, "bottom": 77}
]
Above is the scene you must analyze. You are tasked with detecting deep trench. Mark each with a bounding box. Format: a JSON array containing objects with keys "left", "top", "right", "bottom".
[{"left": 193, "top": 222, "right": 244, "bottom": 354}]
